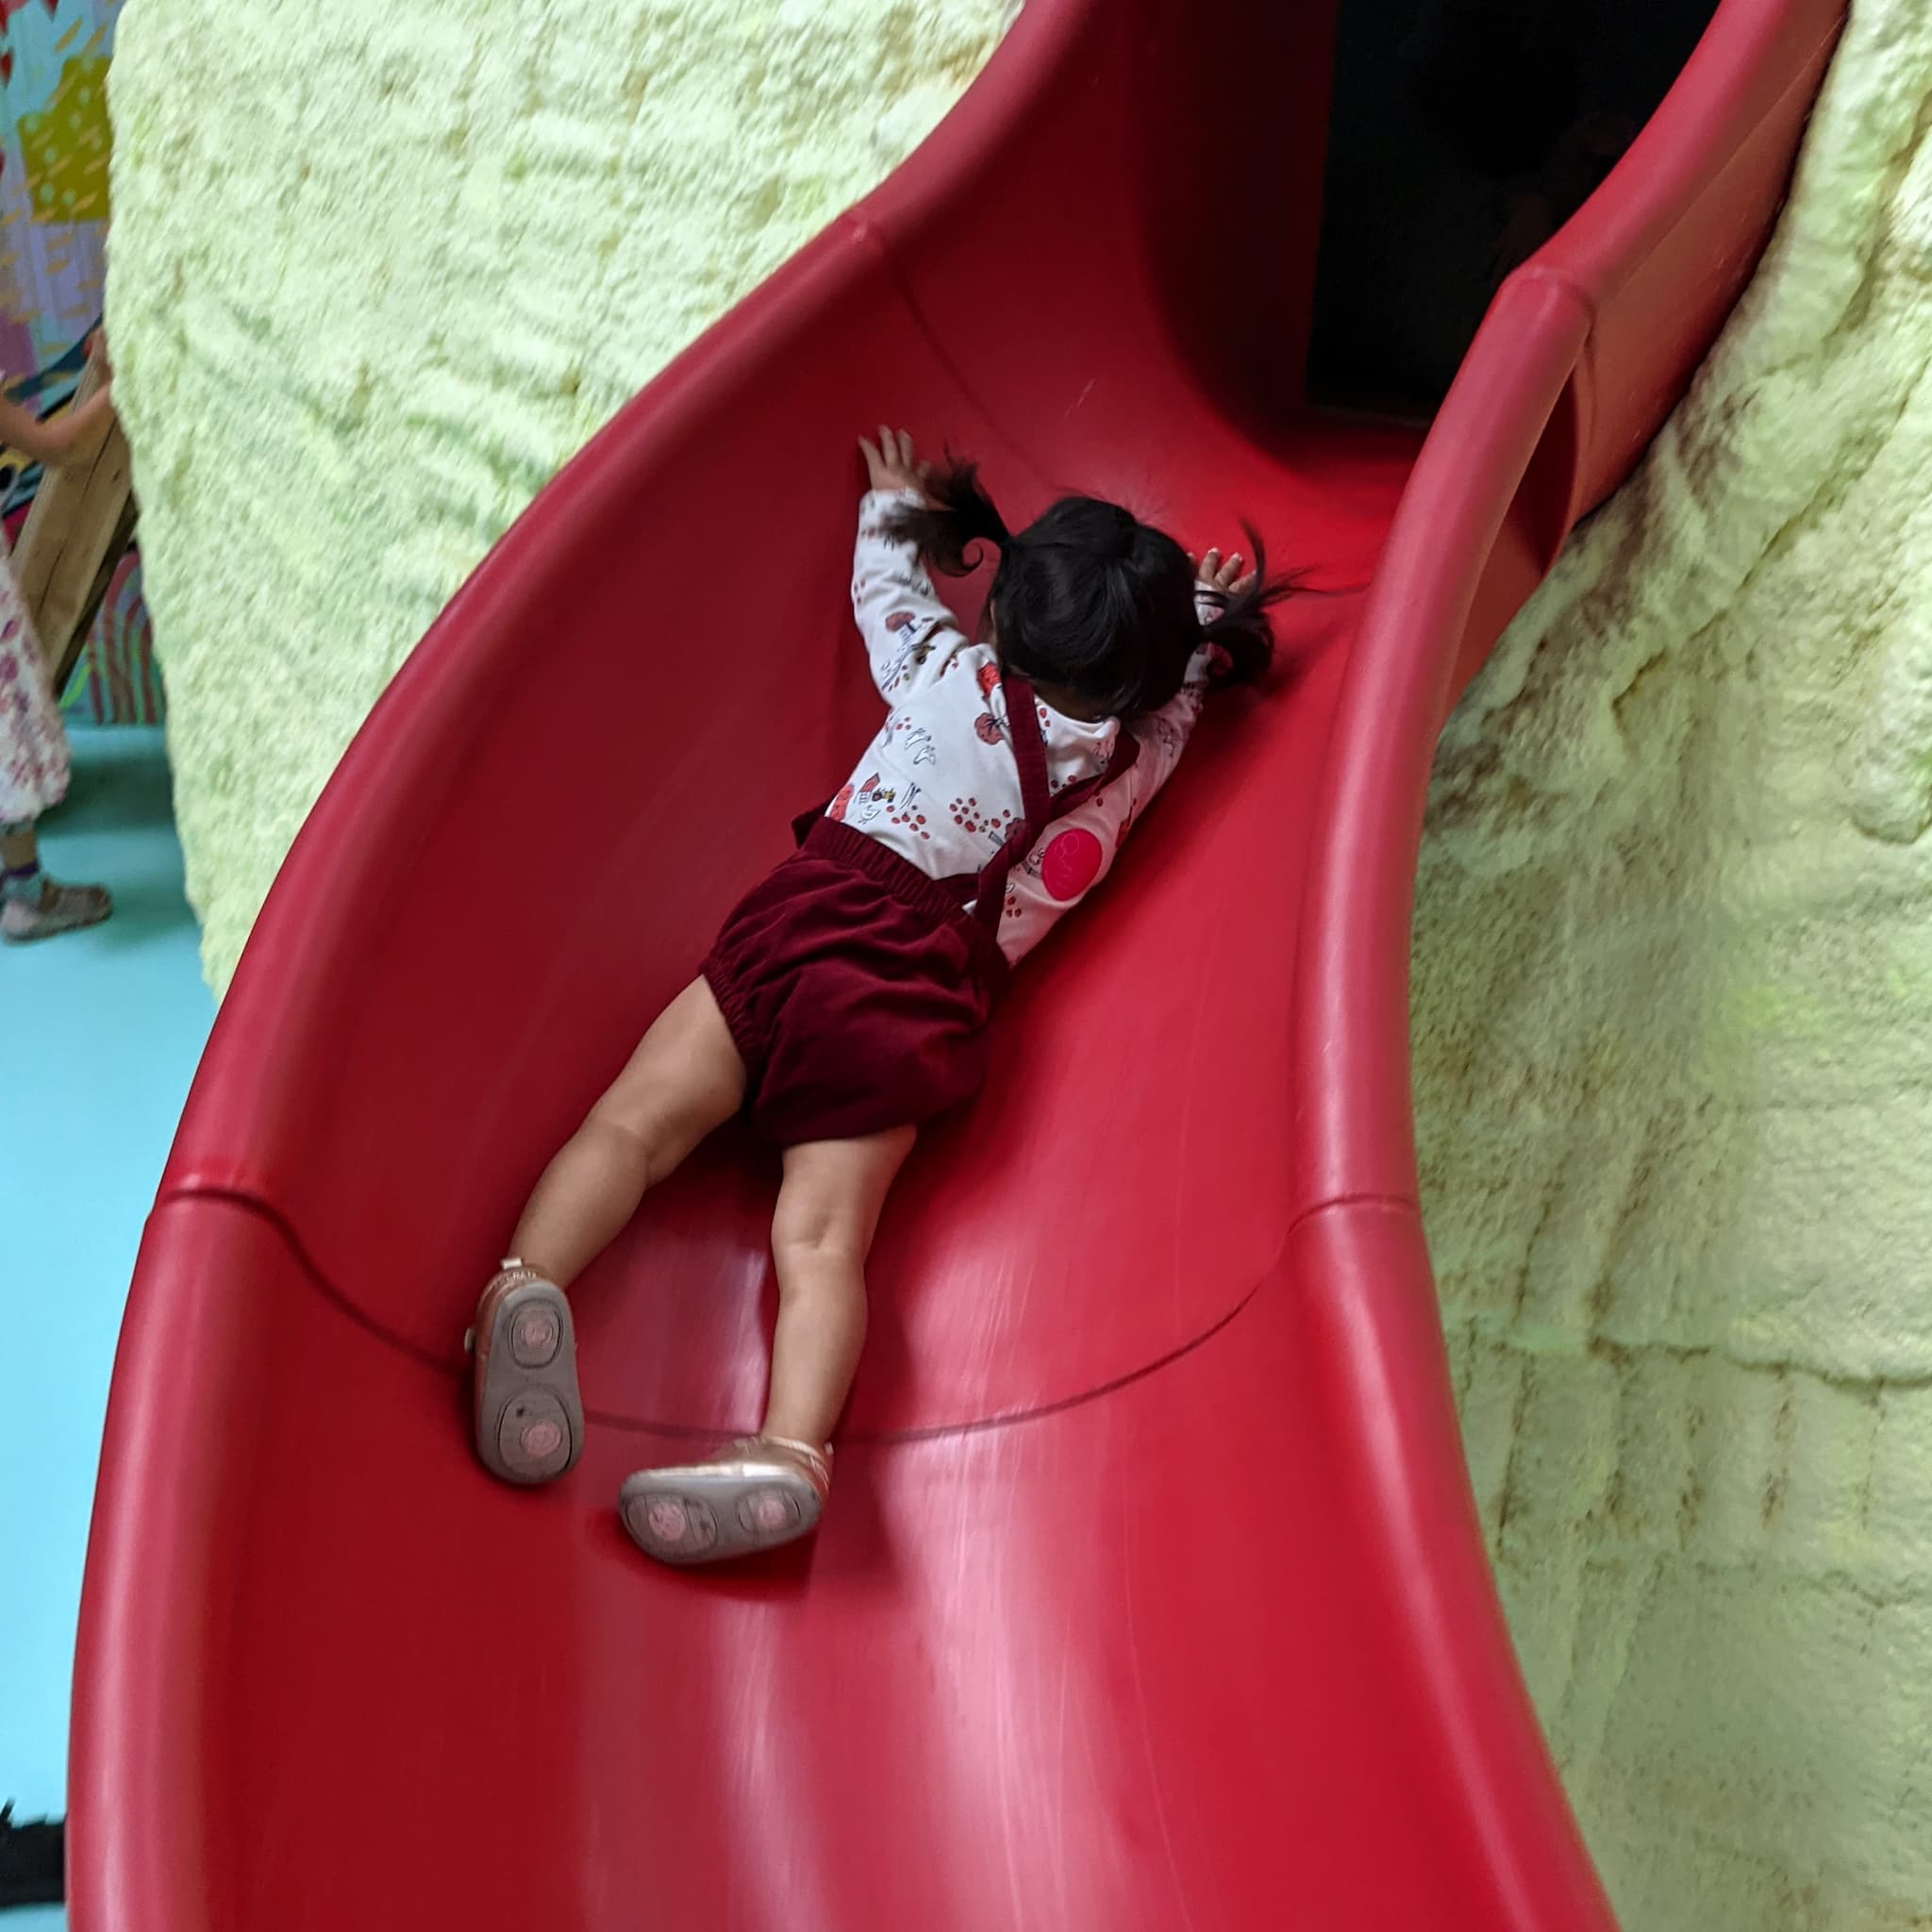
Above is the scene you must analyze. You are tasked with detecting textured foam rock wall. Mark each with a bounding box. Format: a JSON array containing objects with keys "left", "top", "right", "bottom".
[
  {"left": 104, "top": 0, "right": 1008, "bottom": 989},
  {"left": 1413, "top": 2, "right": 1932, "bottom": 1924}
]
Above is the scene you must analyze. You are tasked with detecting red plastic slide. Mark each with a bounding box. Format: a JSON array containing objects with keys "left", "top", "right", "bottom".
[{"left": 71, "top": 3, "right": 1843, "bottom": 1926}]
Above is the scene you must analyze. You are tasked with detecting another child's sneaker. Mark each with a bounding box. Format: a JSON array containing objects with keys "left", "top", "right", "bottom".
[
  {"left": 466, "top": 1261, "right": 584, "bottom": 1485},
  {"left": 0, "top": 874, "right": 111, "bottom": 943}
]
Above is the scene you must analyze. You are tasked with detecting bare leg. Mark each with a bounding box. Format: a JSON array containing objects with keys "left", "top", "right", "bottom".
[
  {"left": 615, "top": 1124, "right": 916, "bottom": 1561},
  {"left": 471, "top": 978, "right": 746, "bottom": 1485},
  {"left": 1, "top": 821, "right": 34, "bottom": 870},
  {"left": 508, "top": 977, "right": 747, "bottom": 1287},
  {"left": 761, "top": 1126, "right": 917, "bottom": 1448}
]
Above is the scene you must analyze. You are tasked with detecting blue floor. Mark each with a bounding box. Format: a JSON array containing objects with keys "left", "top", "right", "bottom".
[{"left": 1, "top": 726, "right": 212, "bottom": 1929}]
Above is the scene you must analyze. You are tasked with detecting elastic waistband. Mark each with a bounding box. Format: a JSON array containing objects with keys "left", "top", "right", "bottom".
[{"left": 799, "top": 817, "right": 1009, "bottom": 983}]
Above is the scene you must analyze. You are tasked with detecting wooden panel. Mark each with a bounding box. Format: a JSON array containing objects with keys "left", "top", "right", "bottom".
[{"left": 10, "top": 357, "right": 138, "bottom": 693}]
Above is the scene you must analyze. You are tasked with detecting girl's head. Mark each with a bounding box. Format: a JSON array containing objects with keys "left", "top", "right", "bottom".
[{"left": 883, "top": 459, "right": 1286, "bottom": 719}]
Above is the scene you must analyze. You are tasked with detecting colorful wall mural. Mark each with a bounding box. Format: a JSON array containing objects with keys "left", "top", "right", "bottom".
[{"left": 0, "top": 0, "right": 156, "bottom": 723}]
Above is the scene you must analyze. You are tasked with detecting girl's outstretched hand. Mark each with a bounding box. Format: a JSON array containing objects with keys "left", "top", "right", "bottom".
[
  {"left": 1191, "top": 547, "right": 1258, "bottom": 688},
  {"left": 859, "top": 425, "right": 932, "bottom": 500},
  {"left": 1192, "top": 546, "right": 1257, "bottom": 598}
]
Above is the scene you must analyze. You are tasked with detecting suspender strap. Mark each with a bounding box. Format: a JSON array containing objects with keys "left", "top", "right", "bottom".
[
  {"left": 1003, "top": 674, "right": 1054, "bottom": 827},
  {"left": 963, "top": 673, "right": 1140, "bottom": 931}
]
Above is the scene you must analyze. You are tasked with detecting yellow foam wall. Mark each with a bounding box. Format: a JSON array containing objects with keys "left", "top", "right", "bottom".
[
  {"left": 1414, "top": 1, "right": 1932, "bottom": 1923},
  {"left": 104, "top": 0, "right": 1009, "bottom": 989}
]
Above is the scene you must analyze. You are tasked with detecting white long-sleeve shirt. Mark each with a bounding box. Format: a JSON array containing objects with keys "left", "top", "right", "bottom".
[{"left": 830, "top": 490, "right": 1216, "bottom": 965}]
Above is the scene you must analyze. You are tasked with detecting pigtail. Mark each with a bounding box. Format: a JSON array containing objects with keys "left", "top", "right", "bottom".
[
  {"left": 1196, "top": 524, "right": 1297, "bottom": 688},
  {"left": 880, "top": 455, "right": 1011, "bottom": 578}
]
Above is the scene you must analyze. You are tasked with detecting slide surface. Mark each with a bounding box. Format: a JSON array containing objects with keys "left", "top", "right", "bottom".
[{"left": 70, "top": 2, "right": 1843, "bottom": 1926}]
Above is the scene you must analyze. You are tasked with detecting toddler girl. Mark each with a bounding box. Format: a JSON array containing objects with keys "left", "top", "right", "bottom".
[{"left": 467, "top": 429, "right": 1281, "bottom": 1563}]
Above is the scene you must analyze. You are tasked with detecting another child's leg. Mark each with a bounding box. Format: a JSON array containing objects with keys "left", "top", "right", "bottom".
[
  {"left": 509, "top": 977, "right": 748, "bottom": 1288},
  {"left": 616, "top": 1124, "right": 914, "bottom": 1563},
  {"left": 761, "top": 1125, "right": 917, "bottom": 1448},
  {"left": 471, "top": 977, "right": 745, "bottom": 1486}
]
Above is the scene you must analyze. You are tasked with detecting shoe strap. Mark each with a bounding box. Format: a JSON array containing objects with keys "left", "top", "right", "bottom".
[
  {"left": 755, "top": 1435, "right": 832, "bottom": 1485},
  {"left": 489, "top": 1259, "right": 550, "bottom": 1291}
]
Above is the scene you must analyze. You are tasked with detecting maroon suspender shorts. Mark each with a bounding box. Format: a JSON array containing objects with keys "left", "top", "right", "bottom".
[{"left": 700, "top": 671, "right": 1139, "bottom": 1147}]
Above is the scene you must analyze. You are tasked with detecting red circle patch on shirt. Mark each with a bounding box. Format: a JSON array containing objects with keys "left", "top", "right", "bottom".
[{"left": 1040, "top": 828, "right": 1104, "bottom": 900}]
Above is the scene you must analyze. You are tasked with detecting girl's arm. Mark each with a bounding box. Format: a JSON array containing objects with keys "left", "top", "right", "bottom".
[
  {"left": 0, "top": 379, "right": 115, "bottom": 467},
  {"left": 997, "top": 660, "right": 1215, "bottom": 952},
  {"left": 1119, "top": 547, "right": 1256, "bottom": 799},
  {"left": 850, "top": 487, "right": 972, "bottom": 701}
]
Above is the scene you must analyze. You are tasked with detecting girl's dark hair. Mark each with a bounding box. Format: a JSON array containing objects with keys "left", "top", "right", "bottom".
[{"left": 883, "top": 458, "right": 1290, "bottom": 719}]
